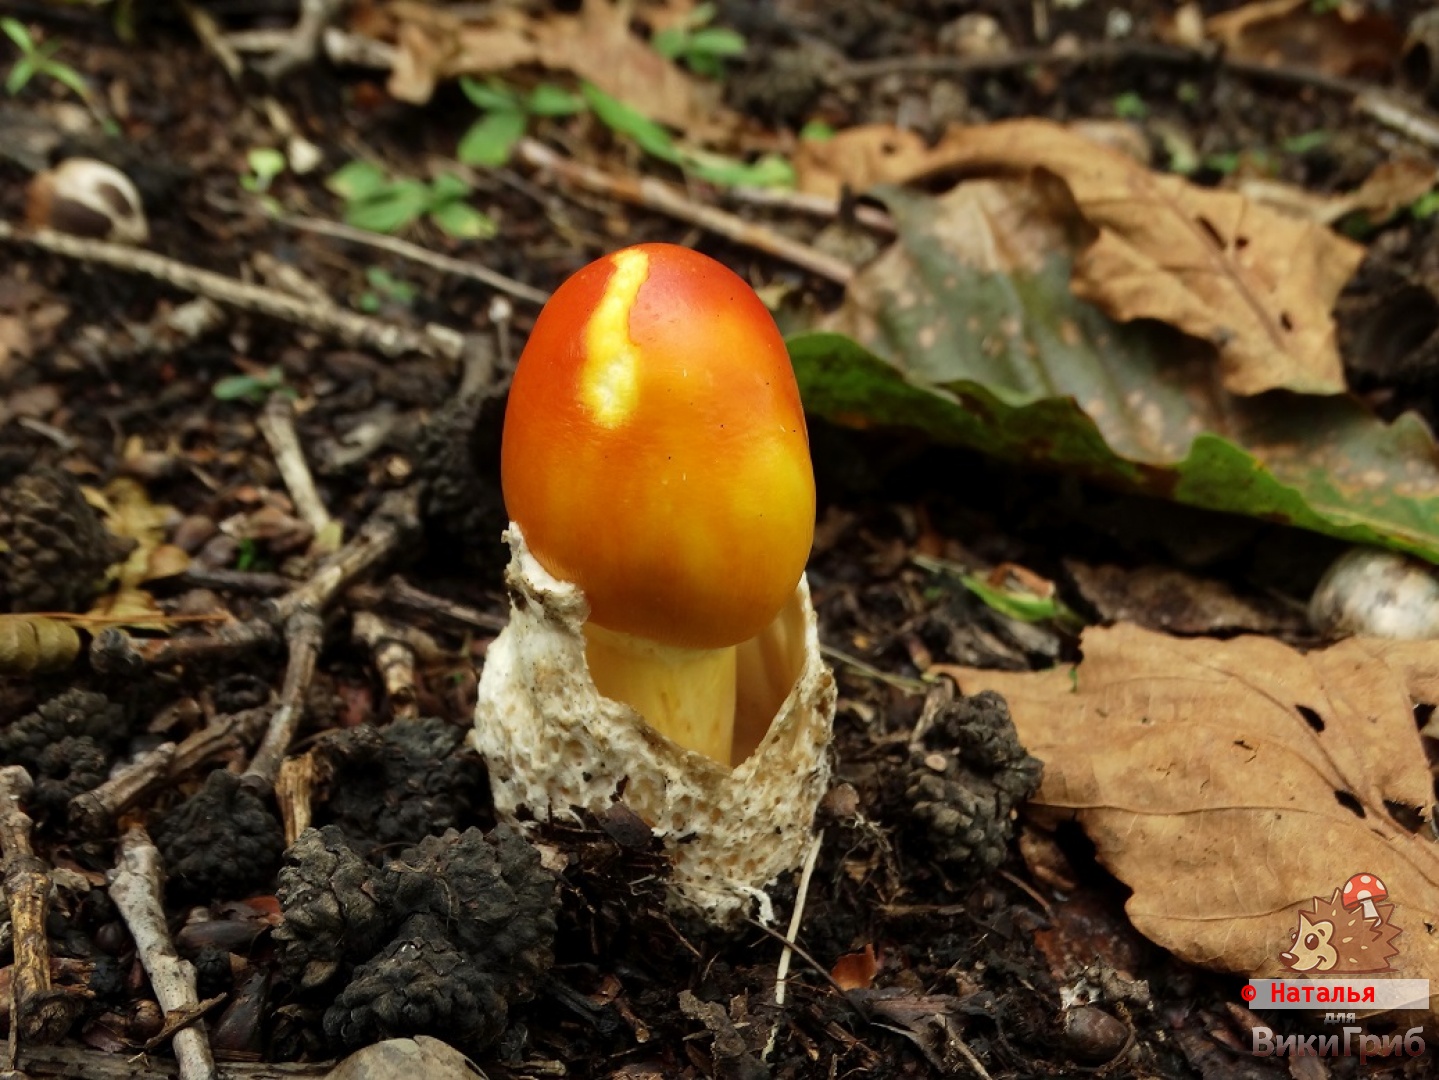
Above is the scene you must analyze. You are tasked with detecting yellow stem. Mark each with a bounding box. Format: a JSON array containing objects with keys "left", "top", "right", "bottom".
[{"left": 583, "top": 623, "right": 736, "bottom": 764}]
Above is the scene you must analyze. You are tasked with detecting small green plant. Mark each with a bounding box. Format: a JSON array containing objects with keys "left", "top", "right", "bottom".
[
  {"left": 213, "top": 365, "right": 289, "bottom": 404},
  {"left": 651, "top": 3, "right": 746, "bottom": 78},
  {"left": 2, "top": 17, "right": 114, "bottom": 132},
  {"left": 457, "top": 77, "right": 584, "bottom": 168},
  {"left": 240, "top": 147, "right": 286, "bottom": 194},
  {"left": 1411, "top": 189, "right": 1439, "bottom": 220},
  {"left": 1112, "top": 91, "right": 1148, "bottom": 120},
  {"left": 357, "top": 266, "right": 416, "bottom": 314},
  {"left": 1280, "top": 130, "right": 1330, "bottom": 155},
  {"left": 798, "top": 120, "right": 836, "bottom": 141},
  {"left": 326, "top": 160, "right": 495, "bottom": 239},
  {"left": 581, "top": 82, "right": 793, "bottom": 188}
]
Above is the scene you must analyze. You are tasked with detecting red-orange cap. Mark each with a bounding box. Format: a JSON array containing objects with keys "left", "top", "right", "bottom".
[{"left": 501, "top": 243, "right": 815, "bottom": 649}]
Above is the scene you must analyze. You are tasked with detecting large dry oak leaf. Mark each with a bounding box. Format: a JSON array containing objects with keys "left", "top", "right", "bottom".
[{"left": 954, "top": 624, "right": 1439, "bottom": 1012}]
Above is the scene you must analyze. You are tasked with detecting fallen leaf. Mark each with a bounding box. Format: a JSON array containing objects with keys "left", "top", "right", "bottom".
[
  {"left": 1239, "top": 158, "right": 1439, "bottom": 226},
  {"left": 901, "top": 120, "right": 1364, "bottom": 396},
  {"left": 386, "top": 0, "right": 734, "bottom": 139},
  {"left": 830, "top": 944, "right": 878, "bottom": 991},
  {"left": 0, "top": 614, "right": 81, "bottom": 675},
  {"left": 1207, "top": 0, "right": 1402, "bottom": 79},
  {"left": 789, "top": 182, "right": 1439, "bottom": 561},
  {"left": 952, "top": 624, "right": 1439, "bottom": 1012}
]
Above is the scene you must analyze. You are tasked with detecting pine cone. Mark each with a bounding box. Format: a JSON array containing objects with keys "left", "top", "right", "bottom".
[
  {"left": 323, "top": 914, "right": 509, "bottom": 1052},
  {"left": 413, "top": 393, "right": 507, "bottom": 570},
  {"left": 273, "top": 826, "right": 392, "bottom": 991},
  {"left": 316, "top": 717, "right": 483, "bottom": 848},
  {"left": 152, "top": 771, "right": 284, "bottom": 901},
  {"left": 0, "top": 689, "right": 127, "bottom": 820},
  {"left": 903, "top": 689, "right": 1042, "bottom": 873},
  {"left": 0, "top": 467, "right": 132, "bottom": 612},
  {"left": 389, "top": 826, "right": 557, "bottom": 1001}
]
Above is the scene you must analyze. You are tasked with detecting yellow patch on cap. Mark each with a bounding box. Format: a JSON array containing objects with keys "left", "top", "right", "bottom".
[{"left": 580, "top": 248, "right": 649, "bottom": 427}]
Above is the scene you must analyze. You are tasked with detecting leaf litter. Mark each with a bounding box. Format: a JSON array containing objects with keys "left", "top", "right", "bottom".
[
  {"left": 950, "top": 623, "right": 1439, "bottom": 1013},
  {"left": 789, "top": 174, "right": 1439, "bottom": 561}
]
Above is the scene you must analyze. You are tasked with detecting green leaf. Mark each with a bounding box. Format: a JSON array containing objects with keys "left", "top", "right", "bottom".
[
  {"left": 457, "top": 109, "right": 528, "bottom": 167},
  {"left": 959, "top": 573, "right": 1068, "bottom": 624},
  {"left": 799, "top": 120, "right": 836, "bottom": 141},
  {"left": 526, "top": 82, "right": 585, "bottom": 116},
  {"left": 326, "top": 159, "right": 389, "bottom": 202},
  {"left": 427, "top": 171, "right": 472, "bottom": 203},
  {"left": 0, "top": 17, "right": 35, "bottom": 53},
  {"left": 581, "top": 82, "right": 680, "bottom": 163},
  {"left": 429, "top": 200, "right": 496, "bottom": 240},
  {"left": 1112, "top": 90, "right": 1147, "bottom": 119},
  {"left": 1281, "top": 130, "right": 1330, "bottom": 154},
  {"left": 686, "top": 26, "right": 746, "bottom": 58},
  {"left": 459, "top": 75, "right": 521, "bottom": 112},
  {"left": 788, "top": 185, "right": 1439, "bottom": 562},
  {"left": 5, "top": 55, "right": 36, "bottom": 95},
  {"left": 213, "top": 368, "right": 284, "bottom": 403},
  {"left": 651, "top": 26, "right": 685, "bottom": 60},
  {"left": 344, "top": 180, "right": 431, "bottom": 233},
  {"left": 684, "top": 150, "right": 794, "bottom": 189},
  {"left": 40, "top": 57, "right": 93, "bottom": 103}
]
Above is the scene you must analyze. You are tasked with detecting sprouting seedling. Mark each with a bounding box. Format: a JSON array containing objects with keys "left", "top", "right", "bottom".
[
  {"left": 212, "top": 365, "right": 289, "bottom": 405},
  {"left": 651, "top": 2, "right": 747, "bottom": 79},
  {"left": 357, "top": 266, "right": 416, "bottom": 314},
  {"left": 2, "top": 17, "right": 116, "bottom": 133},
  {"left": 325, "top": 160, "right": 495, "bottom": 239},
  {"left": 457, "top": 77, "right": 584, "bottom": 168}
]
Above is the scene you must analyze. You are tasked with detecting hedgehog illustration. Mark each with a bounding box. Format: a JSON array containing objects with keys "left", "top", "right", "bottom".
[{"left": 1279, "top": 880, "right": 1401, "bottom": 975}]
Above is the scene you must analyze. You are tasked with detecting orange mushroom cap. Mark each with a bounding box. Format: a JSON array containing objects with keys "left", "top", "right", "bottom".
[{"left": 501, "top": 243, "right": 815, "bottom": 650}]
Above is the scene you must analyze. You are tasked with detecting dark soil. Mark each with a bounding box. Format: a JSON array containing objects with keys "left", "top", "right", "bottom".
[{"left": 1, "top": 1, "right": 1437, "bottom": 1077}]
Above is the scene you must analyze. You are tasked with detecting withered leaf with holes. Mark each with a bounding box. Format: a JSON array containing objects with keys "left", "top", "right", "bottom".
[{"left": 954, "top": 623, "right": 1439, "bottom": 1014}]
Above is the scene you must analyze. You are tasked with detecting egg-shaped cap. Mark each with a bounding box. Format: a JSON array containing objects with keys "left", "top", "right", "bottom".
[{"left": 501, "top": 243, "right": 815, "bottom": 650}]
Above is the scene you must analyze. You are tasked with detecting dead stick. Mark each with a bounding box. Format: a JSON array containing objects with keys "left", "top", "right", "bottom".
[
  {"left": 244, "top": 612, "right": 323, "bottom": 790},
  {"left": 0, "top": 768, "right": 83, "bottom": 1052},
  {"left": 0, "top": 223, "right": 465, "bottom": 361},
  {"left": 256, "top": 395, "right": 332, "bottom": 539},
  {"left": 352, "top": 611, "right": 420, "bottom": 721},
  {"left": 514, "top": 139, "right": 855, "bottom": 285},
  {"left": 107, "top": 828, "right": 217, "bottom": 1080},
  {"left": 69, "top": 708, "right": 273, "bottom": 837}
]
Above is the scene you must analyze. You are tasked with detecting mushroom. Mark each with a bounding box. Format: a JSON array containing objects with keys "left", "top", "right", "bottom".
[
  {"left": 500, "top": 243, "right": 815, "bottom": 764},
  {"left": 1340, "top": 872, "right": 1387, "bottom": 922}
]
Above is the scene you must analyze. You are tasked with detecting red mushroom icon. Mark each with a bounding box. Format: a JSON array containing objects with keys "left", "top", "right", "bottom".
[{"left": 1341, "top": 873, "right": 1388, "bottom": 923}]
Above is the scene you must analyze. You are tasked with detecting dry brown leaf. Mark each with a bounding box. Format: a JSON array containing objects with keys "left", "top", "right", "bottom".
[
  {"left": 1239, "top": 158, "right": 1439, "bottom": 226},
  {"left": 386, "top": 0, "right": 734, "bottom": 139},
  {"left": 830, "top": 944, "right": 878, "bottom": 991},
  {"left": 1207, "top": 0, "right": 1402, "bottom": 78},
  {"left": 952, "top": 624, "right": 1439, "bottom": 1013},
  {"left": 898, "top": 120, "right": 1363, "bottom": 396},
  {"left": 0, "top": 614, "right": 81, "bottom": 675}
]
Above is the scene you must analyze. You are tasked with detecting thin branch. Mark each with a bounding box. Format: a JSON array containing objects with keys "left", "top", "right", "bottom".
[
  {"left": 257, "top": 394, "right": 333, "bottom": 539},
  {"left": 514, "top": 139, "right": 856, "bottom": 285},
  {"left": 107, "top": 828, "right": 217, "bottom": 1080},
  {"left": 0, "top": 223, "right": 467, "bottom": 362}
]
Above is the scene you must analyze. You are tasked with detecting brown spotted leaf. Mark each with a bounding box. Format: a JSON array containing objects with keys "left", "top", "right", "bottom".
[
  {"left": 952, "top": 625, "right": 1439, "bottom": 1012},
  {"left": 885, "top": 119, "right": 1364, "bottom": 396}
]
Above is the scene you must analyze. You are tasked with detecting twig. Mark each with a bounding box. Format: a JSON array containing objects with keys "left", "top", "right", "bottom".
[
  {"left": 69, "top": 708, "right": 273, "bottom": 838},
  {"left": 721, "top": 185, "right": 895, "bottom": 234},
  {"left": 357, "top": 575, "right": 508, "bottom": 634},
  {"left": 257, "top": 395, "right": 333, "bottom": 539},
  {"left": 254, "top": 0, "right": 350, "bottom": 84},
  {"left": 514, "top": 139, "right": 855, "bottom": 285},
  {"left": 16, "top": 1044, "right": 331, "bottom": 1078},
  {"left": 0, "top": 768, "right": 84, "bottom": 1052},
  {"left": 107, "top": 828, "right": 217, "bottom": 1080},
  {"left": 90, "top": 620, "right": 280, "bottom": 675},
  {"left": 274, "top": 754, "right": 315, "bottom": 846},
  {"left": 775, "top": 829, "right": 824, "bottom": 1011},
  {"left": 243, "top": 611, "right": 324, "bottom": 790},
  {"left": 351, "top": 611, "right": 425, "bottom": 720},
  {"left": 281, "top": 214, "right": 551, "bottom": 306},
  {"left": 0, "top": 223, "right": 466, "bottom": 362},
  {"left": 269, "top": 487, "right": 421, "bottom": 624}
]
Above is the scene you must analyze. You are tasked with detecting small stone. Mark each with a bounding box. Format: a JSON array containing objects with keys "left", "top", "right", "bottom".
[{"left": 1060, "top": 1005, "right": 1129, "bottom": 1064}]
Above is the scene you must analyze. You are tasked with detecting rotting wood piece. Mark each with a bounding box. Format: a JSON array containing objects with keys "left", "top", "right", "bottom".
[{"left": 0, "top": 767, "right": 85, "bottom": 1049}]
